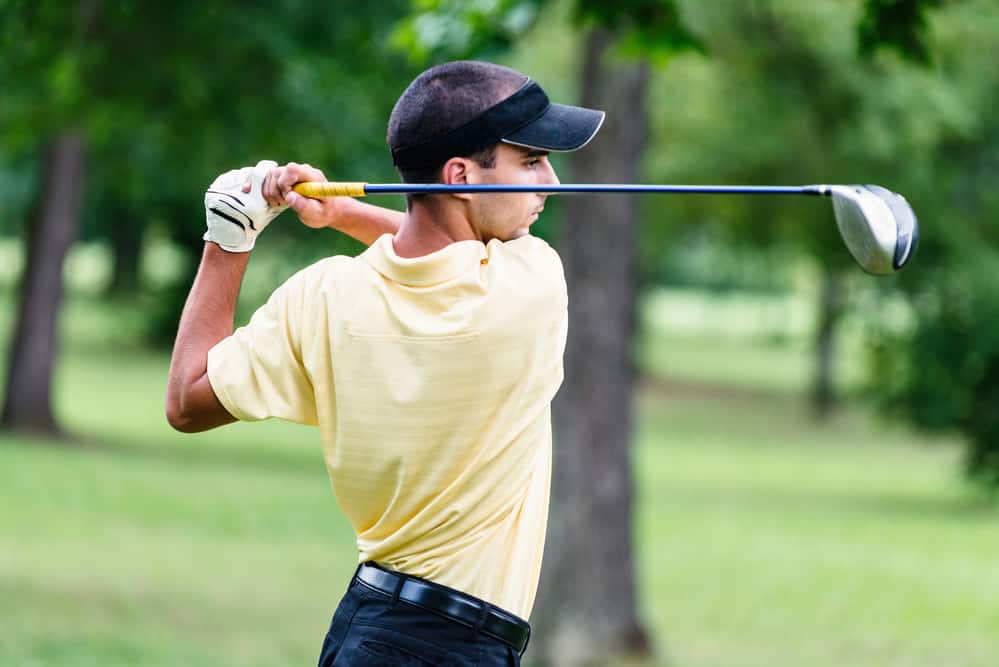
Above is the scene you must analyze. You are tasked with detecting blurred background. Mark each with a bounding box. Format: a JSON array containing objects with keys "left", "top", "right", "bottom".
[{"left": 2, "top": 1, "right": 998, "bottom": 665}]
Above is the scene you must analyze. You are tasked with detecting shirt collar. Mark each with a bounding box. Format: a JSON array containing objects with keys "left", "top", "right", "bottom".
[{"left": 363, "top": 234, "right": 489, "bottom": 287}]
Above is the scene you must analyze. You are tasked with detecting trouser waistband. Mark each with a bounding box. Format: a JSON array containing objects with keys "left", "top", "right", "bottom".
[{"left": 354, "top": 562, "right": 531, "bottom": 655}]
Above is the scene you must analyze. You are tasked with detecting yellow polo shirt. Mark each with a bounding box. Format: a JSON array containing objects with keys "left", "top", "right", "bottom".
[{"left": 207, "top": 233, "right": 567, "bottom": 619}]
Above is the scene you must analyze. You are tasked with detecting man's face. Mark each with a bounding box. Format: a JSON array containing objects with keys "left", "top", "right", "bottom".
[{"left": 471, "top": 143, "right": 560, "bottom": 242}]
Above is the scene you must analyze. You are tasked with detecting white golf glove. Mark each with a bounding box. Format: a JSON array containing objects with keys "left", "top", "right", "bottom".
[{"left": 204, "top": 160, "right": 287, "bottom": 252}]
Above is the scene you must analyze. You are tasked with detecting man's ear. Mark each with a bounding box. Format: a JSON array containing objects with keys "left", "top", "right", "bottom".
[{"left": 441, "top": 158, "right": 475, "bottom": 201}]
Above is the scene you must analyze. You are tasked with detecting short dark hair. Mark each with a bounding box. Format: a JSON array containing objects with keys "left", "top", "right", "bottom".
[{"left": 388, "top": 61, "right": 527, "bottom": 187}]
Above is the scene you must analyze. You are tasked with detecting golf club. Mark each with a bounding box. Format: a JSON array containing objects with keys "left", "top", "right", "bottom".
[{"left": 293, "top": 181, "right": 919, "bottom": 275}]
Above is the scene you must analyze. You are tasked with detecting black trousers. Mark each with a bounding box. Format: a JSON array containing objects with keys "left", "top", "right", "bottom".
[{"left": 317, "top": 568, "right": 525, "bottom": 666}]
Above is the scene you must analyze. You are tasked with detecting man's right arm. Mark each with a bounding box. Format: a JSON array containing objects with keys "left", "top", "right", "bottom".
[{"left": 264, "top": 162, "right": 404, "bottom": 245}]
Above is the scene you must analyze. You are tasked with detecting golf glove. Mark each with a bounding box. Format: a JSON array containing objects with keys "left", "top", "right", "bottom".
[{"left": 204, "top": 160, "right": 287, "bottom": 252}]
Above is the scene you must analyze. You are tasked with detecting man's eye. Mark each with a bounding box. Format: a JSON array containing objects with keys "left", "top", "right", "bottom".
[{"left": 526, "top": 159, "right": 540, "bottom": 168}]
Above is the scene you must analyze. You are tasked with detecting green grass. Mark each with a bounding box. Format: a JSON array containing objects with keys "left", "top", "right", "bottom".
[
  {"left": 634, "top": 386, "right": 998, "bottom": 666},
  {"left": 1, "top": 292, "right": 358, "bottom": 667},
  {"left": 1, "top": 290, "right": 997, "bottom": 666},
  {"left": 1, "top": 352, "right": 358, "bottom": 667}
]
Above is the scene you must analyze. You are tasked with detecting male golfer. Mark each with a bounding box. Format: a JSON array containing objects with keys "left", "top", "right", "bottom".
[{"left": 166, "top": 60, "right": 604, "bottom": 665}]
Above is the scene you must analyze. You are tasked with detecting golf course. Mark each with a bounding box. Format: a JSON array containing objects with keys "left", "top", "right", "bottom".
[
  {"left": 2, "top": 283, "right": 995, "bottom": 667},
  {"left": 5, "top": 2, "right": 999, "bottom": 664}
]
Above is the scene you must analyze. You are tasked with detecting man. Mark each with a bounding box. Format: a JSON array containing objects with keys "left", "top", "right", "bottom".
[{"left": 166, "top": 60, "right": 604, "bottom": 666}]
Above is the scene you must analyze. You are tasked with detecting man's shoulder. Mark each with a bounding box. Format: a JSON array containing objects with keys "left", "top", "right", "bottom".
[
  {"left": 483, "top": 236, "right": 566, "bottom": 318},
  {"left": 270, "top": 253, "right": 367, "bottom": 308},
  {"left": 491, "top": 235, "right": 565, "bottom": 288}
]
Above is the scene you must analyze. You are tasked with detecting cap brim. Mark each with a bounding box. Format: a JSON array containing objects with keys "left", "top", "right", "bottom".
[{"left": 501, "top": 103, "right": 605, "bottom": 152}]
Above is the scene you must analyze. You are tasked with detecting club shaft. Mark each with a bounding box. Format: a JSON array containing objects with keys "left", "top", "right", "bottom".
[
  {"left": 369, "top": 184, "right": 823, "bottom": 195},
  {"left": 294, "top": 182, "right": 830, "bottom": 198}
]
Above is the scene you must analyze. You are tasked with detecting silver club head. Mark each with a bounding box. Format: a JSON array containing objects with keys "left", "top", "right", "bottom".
[{"left": 826, "top": 185, "right": 919, "bottom": 275}]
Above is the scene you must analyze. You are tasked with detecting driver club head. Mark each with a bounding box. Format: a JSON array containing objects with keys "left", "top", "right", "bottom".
[{"left": 828, "top": 185, "right": 919, "bottom": 275}]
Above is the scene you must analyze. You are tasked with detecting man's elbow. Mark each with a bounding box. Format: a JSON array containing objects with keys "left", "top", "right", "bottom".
[
  {"left": 166, "top": 401, "right": 202, "bottom": 433},
  {"left": 165, "top": 389, "right": 212, "bottom": 433},
  {"left": 165, "top": 379, "right": 234, "bottom": 433}
]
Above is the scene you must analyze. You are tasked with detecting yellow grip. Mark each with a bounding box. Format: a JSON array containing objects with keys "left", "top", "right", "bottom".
[{"left": 293, "top": 182, "right": 368, "bottom": 198}]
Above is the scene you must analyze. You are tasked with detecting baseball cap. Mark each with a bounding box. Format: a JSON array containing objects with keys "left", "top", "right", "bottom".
[{"left": 391, "top": 79, "right": 605, "bottom": 171}]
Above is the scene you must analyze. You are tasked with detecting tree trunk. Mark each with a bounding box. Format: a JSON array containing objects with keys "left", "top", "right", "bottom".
[
  {"left": 1, "top": 132, "right": 86, "bottom": 436},
  {"left": 530, "top": 30, "right": 652, "bottom": 666},
  {"left": 811, "top": 265, "right": 844, "bottom": 418},
  {"left": 108, "top": 206, "right": 143, "bottom": 296}
]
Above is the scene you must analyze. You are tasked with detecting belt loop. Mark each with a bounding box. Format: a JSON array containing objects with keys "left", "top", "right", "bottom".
[
  {"left": 390, "top": 573, "right": 406, "bottom": 607},
  {"left": 474, "top": 602, "right": 490, "bottom": 633}
]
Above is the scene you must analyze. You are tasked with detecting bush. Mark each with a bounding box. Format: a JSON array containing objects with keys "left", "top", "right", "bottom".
[{"left": 871, "top": 251, "right": 999, "bottom": 489}]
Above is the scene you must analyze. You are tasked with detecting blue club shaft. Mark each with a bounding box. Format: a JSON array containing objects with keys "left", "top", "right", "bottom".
[{"left": 363, "top": 184, "right": 827, "bottom": 196}]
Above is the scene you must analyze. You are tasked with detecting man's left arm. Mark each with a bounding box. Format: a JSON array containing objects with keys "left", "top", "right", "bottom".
[
  {"left": 165, "top": 243, "right": 246, "bottom": 432},
  {"left": 166, "top": 160, "right": 403, "bottom": 433}
]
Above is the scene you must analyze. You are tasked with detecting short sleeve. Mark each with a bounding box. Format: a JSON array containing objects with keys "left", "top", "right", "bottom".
[{"left": 207, "top": 270, "right": 318, "bottom": 425}]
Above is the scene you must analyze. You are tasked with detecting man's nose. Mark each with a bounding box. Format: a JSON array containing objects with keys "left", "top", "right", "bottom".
[{"left": 543, "top": 159, "right": 560, "bottom": 186}]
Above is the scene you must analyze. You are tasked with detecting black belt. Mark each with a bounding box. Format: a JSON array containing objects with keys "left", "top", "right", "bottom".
[{"left": 354, "top": 562, "right": 531, "bottom": 655}]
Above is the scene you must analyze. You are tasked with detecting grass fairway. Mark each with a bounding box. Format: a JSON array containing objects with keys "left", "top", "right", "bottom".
[
  {"left": 634, "top": 384, "right": 998, "bottom": 667},
  {"left": 0, "top": 351, "right": 358, "bottom": 667},
  {"left": 1, "top": 293, "right": 997, "bottom": 666}
]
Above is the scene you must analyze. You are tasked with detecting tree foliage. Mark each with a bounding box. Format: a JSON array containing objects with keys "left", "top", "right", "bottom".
[
  {"left": 574, "top": 0, "right": 702, "bottom": 60},
  {"left": 391, "top": 0, "right": 545, "bottom": 63},
  {"left": 861, "top": 0, "right": 999, "bottom": 488},
  {"left": 858, "top": 0, "right": 943, "bottom": 63},
  {"left": 872, "top": 256, "right": 999, "bottom": 488},
  {"left": 4, "top": 1, "right": 423, "bottom": 340},
  {"left": 604, "top": 0, "right": 999, "bottom": 485}
]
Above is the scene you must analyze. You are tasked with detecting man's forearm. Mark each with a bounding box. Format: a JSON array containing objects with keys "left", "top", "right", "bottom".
[
  {"left": 326, "top": 198, "right": 404, "bottom": 246},
  {"left": 166, "top": 243, "right": 248, "bottom": 432}
]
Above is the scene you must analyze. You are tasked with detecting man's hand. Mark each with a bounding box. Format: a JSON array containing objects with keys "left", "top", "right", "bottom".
[
  {"left": 262, "top": 162, "right": 405, "bottom": 245},
  {"left": 204, "top": 160, "right": 287, "bottom": 252},
  {"left": 262, "top": 162, "right": 343, "bottom": 230}
]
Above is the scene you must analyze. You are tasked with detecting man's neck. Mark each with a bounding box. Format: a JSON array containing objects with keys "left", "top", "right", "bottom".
[{"left": 392, "top": 200, "right": 481, "bottom": 258}]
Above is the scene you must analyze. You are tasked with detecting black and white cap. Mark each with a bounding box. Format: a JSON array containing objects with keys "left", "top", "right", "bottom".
[{"left": 391, "top": 80, "right": 605, "bottom": 170}]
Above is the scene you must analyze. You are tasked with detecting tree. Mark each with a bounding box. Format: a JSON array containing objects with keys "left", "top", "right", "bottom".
[
  {"left": 531, "top": 29, "right": 652, "bottom": 665},
  {"left": 0, "top": 0, "right": 98, "bottom": 435},
  {"left": 395, "top": 2, "right": 701, "bottom": 662},
  {"left": 2, "top": 133, "right": 85, "bottom": 434},
  {"left": 531, "top": 2, "right": 703, "bottom": 659},
  {"left": 865, "top": 0, "right": 999, "bottom": 488},
  {"left": 637, "top": 0, "right": 951, "bottom": 417},
  {"left": 1, "top": 1, "right": 418, "bottom": 433}
]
